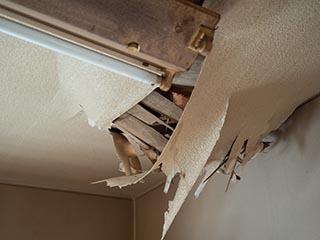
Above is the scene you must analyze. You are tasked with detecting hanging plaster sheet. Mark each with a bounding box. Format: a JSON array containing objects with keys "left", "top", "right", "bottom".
[
  {"left": 0, "top": 32, "right": 156, "bottom": 130},
  {"left": 99, "top": 0, "right": 320, "bottom": 238}
]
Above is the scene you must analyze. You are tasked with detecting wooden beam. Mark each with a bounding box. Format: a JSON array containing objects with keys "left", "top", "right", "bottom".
[
  {"left": 141, "top": 91, "right": 183, "bottom": 122},
  {"left": 0, "top": 0, "right": 220, "bottom": 73},
  {"left": 127, "top": 104, "right": 174, "bottom": 131},
  {"left": 114, "top": 114, "right": 168, "bottom": 152}
]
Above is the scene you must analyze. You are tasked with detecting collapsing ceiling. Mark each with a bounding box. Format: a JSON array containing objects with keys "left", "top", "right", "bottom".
[
  {"left": 0, "top": 32, "right": 164, "bottom": 198},
  {"left": 1, "top": 0, "right": 320, "bottom": 238},
  {"left": 94, "top": 0, "right": 320, "bottom": 239}
]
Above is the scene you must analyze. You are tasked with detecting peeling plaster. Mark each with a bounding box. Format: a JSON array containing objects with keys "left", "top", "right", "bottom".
[
  {"left": 101, "top": 0, "right": 320, "bottom": 238},
  {"left": 0, "top": 32, "right": 160, "bottom": 198}
]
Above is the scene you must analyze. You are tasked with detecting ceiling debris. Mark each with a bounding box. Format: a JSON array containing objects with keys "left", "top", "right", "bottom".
[
  {"left": 92, "top": 89, "right": 186, "bottom": 188},
  {"left": 0, "top": 0, "right": 318, "bottom": 236},
  {"left": 159, "top": 0, "right": 320, "bottom": 235},
  {"left": 94, "top": 0, "right": 320, "bottom": 239},
  {"left": 0, "top": 31, "right": 163, "bottom": 198}
]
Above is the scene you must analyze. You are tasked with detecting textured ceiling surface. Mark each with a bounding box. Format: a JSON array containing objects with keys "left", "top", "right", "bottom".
[
  {"left": 112, "top": 0, "right": 320, "bottom": 238},
  {"left": 0, "top": 32, "right": 164, "bottom": 199}
]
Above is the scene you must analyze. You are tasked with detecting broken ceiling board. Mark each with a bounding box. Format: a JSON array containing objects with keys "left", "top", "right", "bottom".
[
  {"left": 141, "top": 91, "right": 183, "bottom": 122},
  {"left": 114, "top": 114, "right": 168, "bottom": 152},
  {"left": 117, "top": 127, "right": 150, "bottom": 150},
  {"left": 102, "top": 0, "right": 320, "bottom": 238},
  {"left": 158, "top": 0, "right": 320, "bottom": 237},
  {"left": 127, "top": 104, "right": 174, "bottom": 131},
  {"left": 55, "top": 53, "right": 157, "bottom": 129},
  {"left": 0, "top": 32, "right": 161, "bottom": 198}
]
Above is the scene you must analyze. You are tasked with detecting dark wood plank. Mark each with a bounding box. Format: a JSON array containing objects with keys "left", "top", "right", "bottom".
[{"left": 3, "top": 0, "right": 220, "bottom": 71}]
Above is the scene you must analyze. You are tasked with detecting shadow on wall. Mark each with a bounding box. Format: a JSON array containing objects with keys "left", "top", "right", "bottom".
[{"left": 136, "top": 96, "right": 320, "bottom": 240}]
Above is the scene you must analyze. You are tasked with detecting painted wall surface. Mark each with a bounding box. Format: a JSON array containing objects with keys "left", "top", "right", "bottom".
[
  {"left": 136, "top": 97, "right": 320, "bottom": 240},
  {"left": 0, "top": 184, "right": 133, "bottom": 240}
]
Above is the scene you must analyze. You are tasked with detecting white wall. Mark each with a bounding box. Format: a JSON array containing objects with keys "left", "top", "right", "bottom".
[
  {"left": 136, "top": 97, "right": 320, "bottom": 240},
  {"left": 0, "top": 184, "right": 133, "bottom": 240}
]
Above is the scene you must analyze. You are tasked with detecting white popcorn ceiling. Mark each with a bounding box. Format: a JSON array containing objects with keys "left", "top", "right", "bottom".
[{"left": 0, "top": 32, "right": 164, "bottom": 199}]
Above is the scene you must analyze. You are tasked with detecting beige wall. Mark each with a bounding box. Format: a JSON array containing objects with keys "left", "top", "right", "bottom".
[
  {"left": 0, "top": 184, "right": 133, "bottom": 240},
  {"left": 136, "top": 97, "right": 320, "bottom": 240}
]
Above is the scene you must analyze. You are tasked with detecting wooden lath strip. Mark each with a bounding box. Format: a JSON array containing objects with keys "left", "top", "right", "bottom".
[
  {"left": 127, "top": 104, "right": 174, "bottom": 131},
  {"left": 114, "top": 113, "right": 168, "bottom": 152},
  {"left": 141, "top": 91, "right": 183, "bottom": 122}
]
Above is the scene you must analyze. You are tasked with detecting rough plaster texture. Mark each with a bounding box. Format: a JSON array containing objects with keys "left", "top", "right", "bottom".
[
  {"left": 0, "top": 184, "right": 133, "bottom": 240},
  {"left": 123, "top": 0, "right": 320, "bottom": 238},
  {"left": 136, "top": 97, "right": 320, "bottom": 240},
  {"left": 160, "top": 0, "right": 320, "bottom": 237},
  {"left": 1, "top": 1, "right": 320, "bottom": 236},
  {"left": 0, "top": 32, "right": 163, "bottom": 198}
]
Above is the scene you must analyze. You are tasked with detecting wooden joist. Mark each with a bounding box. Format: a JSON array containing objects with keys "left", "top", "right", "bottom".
[
  {"left": 114, "top": 113, "right": 168, "bottom": 152},
  {"left": 127, "top": 104, "right": 174, "bottom": 131},
  {"left": 1, "top": 0, "right": 220, "bottom": 73},
  {"left": 141, "top": 91, "right": 183, "bottom": 122}
]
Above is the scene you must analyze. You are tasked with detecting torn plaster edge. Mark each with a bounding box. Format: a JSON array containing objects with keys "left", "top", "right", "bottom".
[
  {"left": 91, "top": 72, "right": 228, "bottom": 239},
  {"left": 195, "top": 102, "right": 303, "bottom": 198},
  {"left": 194, "top": 158, "right": 243, "bottom": 198},
  {"left": 91, "top": 83, "right": 304, "bottom": 239},
  {"left": 91, "top": 172, "right": 148, "bottom": 189},
  {"left": 90, "top": 146, "right": 162, "bottom": 189},
  {"left": 86, "top": 86, "right": 157, "bottom": 131},
  {"left": 158, "top": 86, "right": 316, "bottom": 236},
  {"left": 90, "top": 126, "right": 167, "bottom": 188},
  {"left": 194, "top": 160, "right": 221, "bottom": 198},
  {"left": 157, "top": 103, "right": 229, "bottom": 239},
  {"left": 195, "top": 138, "right": 268, "bottom": 197},
  {"left": 164, "top": 173, "right": 176, "bottom": 194},
  {"left": 0, "top": 12, "right": 159, "bottom": 133},
  {"left": 92, "top": 93, "right": 228, "bottom": 192},
  {"left": 88, "top": 85, "right": 159, "bottom": 130}
]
